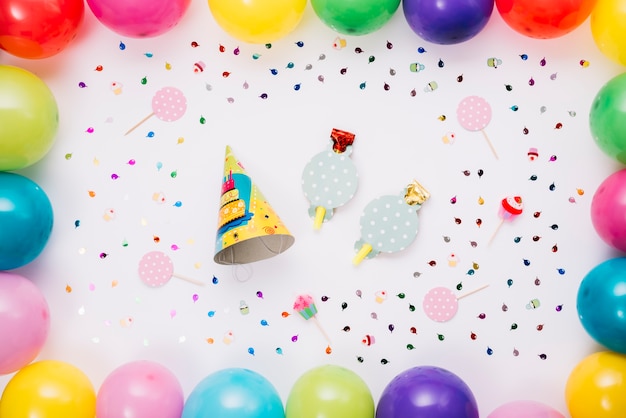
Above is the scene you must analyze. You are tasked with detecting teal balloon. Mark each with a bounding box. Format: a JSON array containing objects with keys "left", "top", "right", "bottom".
[
  {"left": 0, "top": 173, "right": 53, "bottom": 270},
  {"left": 577, "top": 257, "right": 626, "bottom": 354},
  {"left": 182, "top": 368, "right": 284, "bottom": 418},
  {"left": 590, "top": 72, "right": 626, "bottom": 164},
  {"left": 311, "top": 0, "right": 400, "bottom": 36}
]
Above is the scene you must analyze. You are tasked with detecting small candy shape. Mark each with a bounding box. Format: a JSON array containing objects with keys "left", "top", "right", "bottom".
[
  {"left": 353, "top": 180, "right": 430, "bottom": 265},
  {"left": 489, "top": 196, "right": 523, "bottom": 245},
  {"left": 422, "top": 284, "right": 489, "bottom": 322},
  {"left": 137, "top": 251, "right": 204, "bottom": 288},
  {"left": 457, "top": 96, "right": 498, "bottom": 159},
  {"left": 293, "top": 294, "right": 332, "bottom": 345},
  {"left": 125, "top": 87, "right": 187, "bottom": 135},
  {"left": 302, "top": 129, "right": 358, "bottom": 230}
]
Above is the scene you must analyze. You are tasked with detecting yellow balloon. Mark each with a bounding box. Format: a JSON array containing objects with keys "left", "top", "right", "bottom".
[
  {"left": 0, "top": 360, "right": 96, "bottom": 418},
  {"left": 591, "top": 0, "right": 626, "bottom": 66},
  {"left": 565, "top": 351, "right": 626, "bottom": 418},
  {"left": 207, "top": 0, "right": 307, "bottom": 44}
]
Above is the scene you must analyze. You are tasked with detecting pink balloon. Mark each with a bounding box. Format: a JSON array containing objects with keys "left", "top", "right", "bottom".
[
  {"left": 591, "top": 169, "right": 626, "bottom": 252},
  {"left": 0, "top": 272, "right": 50, "bottom": 375},
  {"left": 96, "top": 360, "right": 184, "bottom": 418},
  {"left": 487, "top": 400, "right": 565, "bottom": 418},
  {"left": 86, "top": 0, "right": 191, "bottom": 38}
]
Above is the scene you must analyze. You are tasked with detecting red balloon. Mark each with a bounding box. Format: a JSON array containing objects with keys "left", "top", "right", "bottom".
[
  {"left": 495, "top": 0, "right": 596, "bottom": 39},
  {"left": 0, "top": 0, "right": 84, "bottom": 59}
]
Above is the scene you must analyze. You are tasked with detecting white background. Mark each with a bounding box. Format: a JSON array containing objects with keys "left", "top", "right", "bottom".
[{"left": 2, "top": 1, "right": 625, "bottom": 416}]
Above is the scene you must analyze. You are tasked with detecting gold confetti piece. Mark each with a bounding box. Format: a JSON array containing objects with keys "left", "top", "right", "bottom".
[
  {"left": 88, "top": 190, "right": 96, "bottom": 197},
  {"left": 93, "top": 157, "right": 99, "bottom": 166},
  {"left": 477, "top": 196, "right": 485, "bottom": 205},
  {"left": 177, "top": 137, "right": 184, "bottom": 144},
  {"left": 111, "top": 280, "right": 119, "bottom": 288},
  {"left": 577, "top": 188, "right": 585, "bottom": 195},
  {"left": 65, "top": 284, "right": 72, "bottom": 293},
  {"left": 194, "top": 262, "right": 202, "bottom": 269},
  {"left": 206, "top": 338, "right": 215, "bottom": 344}
]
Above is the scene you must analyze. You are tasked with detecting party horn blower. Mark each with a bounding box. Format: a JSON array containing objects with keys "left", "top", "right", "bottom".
[
  {"left": 457, "top": 95, "right": 498, "bottom": 159},
  {"left": 422, "top": 284, "right": 489, "bottom": 322},
  {"left": 137, "top": 251, "right": 205, "bottom": 287},
  {"left": 488, "top": 196, "right": 524, "bottom": 245},
  {"left": 125, "top": 87, "right": 187, "bottom": 135},
  {"left": 353, "top": 180, "right": 430, "bottom": 265},
  {"left": 293, "top": 294, "right": 332, "bottom": 345},
  {"left": 302, "top": 128, "right": 358, "bottom": 230},
  {"left": 214, "top": 146, "right": 295, "bottom": 265}
]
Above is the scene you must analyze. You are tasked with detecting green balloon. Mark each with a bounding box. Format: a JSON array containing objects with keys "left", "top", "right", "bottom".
[
  {"left": 0, "top": 66, "right": 59, "bottom": 171},
  {"left": 311, "top": 0, "right": 400, "bottom": 36},
  {"left": 590, "top": 72, "right": 626, "bottom": 164},
  {"left": 285, "top": 365, "right": 374, "bottom": 418}
]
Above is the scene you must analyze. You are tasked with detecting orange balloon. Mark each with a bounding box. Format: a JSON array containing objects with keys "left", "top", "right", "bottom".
[
  {"left": 0, "top": 360, "right": 96, "bottom": 418},
  {"left": 0, "top": 0, "right": 84, "bottom": 59}
]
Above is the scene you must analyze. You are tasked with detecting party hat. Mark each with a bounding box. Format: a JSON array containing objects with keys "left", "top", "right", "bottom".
[{"left": 214, "top": 146, "right": 295, "bottom": 265}]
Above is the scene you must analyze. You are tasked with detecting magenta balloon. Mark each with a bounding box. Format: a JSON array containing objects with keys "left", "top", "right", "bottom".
[
  {"left": 96, "top": 360, "right": 184, "bottom": 418},
  {"left": 591, "top": 169, "right": 626, "bottom": 252},
  {"left": 0, "top": 272, "right": 50, "bottom": 375},
  {"left": 86, "top": 0, "right": 191, "bottom": 38},
  {"left": 487, "top": 400, "right": 565, "bottom": 418},
  {"left": 403, "top": 0, "right": 494, "bottom": 45}
]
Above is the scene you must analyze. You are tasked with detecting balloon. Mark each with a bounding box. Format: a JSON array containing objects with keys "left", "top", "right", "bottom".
[
  {"left": 97, "top": 360, "right": 184, "bottom": 418},
  {"left": 0, "top": 66, "right": 59, "bottom": 171},
  {"left": 182, "top": 368, "right": 284, "bottom": 418},
  {"left": 487, "top": 400, "right": 565, "bottom": 418},
  {"left": 591, "top": 0, "right": 626, "bottom": 66},
  {"left": 0, "top": 0, "right": 84, "bottom": 59},
  {"left": 0, "top": 173, "right": 54, "bottom": 270},
  {"left": 376, "top": 366, "right": 478, "bottom": 418},
  {"left": 86, "top": 0, "right": 191, "bottom": 38},
  {"left": 589, "top": 73, "right": 626, "bottom": 164},
  {"left": 0, "top": 360, "right": 96, "bottom": 418},
  {"left": 286, "top": 365, "right": 374, "bottom": 418},
  {"left": 311, "top": 0, "right": 400, "bottom": 36},
  {"left": 577, "top": 257, "right": 626, "bottom": 353},
  {"left": 565, "top": 351, "right": 626, "bottom": 417},
  {"left": 0, "top": 272, "right": 50, "bottom": 375},
  {"left": 403, "top": 0, "right": 494, "bottom": 45},
  {"left": 208, "top": 0, "right": 307, "bottom": 44},
  {"left": 495, "top": 0, "right": 597, "bottom": 39},
  {"left": 591, "top": 170, "right": 626, "bottom": 252}
]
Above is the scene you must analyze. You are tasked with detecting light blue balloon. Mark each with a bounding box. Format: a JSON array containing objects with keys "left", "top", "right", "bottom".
[
  {"left": 0, "top": 172, "right": 53, "bottom": 270},
  {"left": 183, "top": 368, "right": 285, "bottom": 418},
  {"left": 577, "top": 257, "right": 626, "bottom": 354}
]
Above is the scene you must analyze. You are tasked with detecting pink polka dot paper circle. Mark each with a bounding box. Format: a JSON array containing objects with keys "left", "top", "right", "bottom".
[
  {"left": 137, "top": 251, "right": 204, "bottom": 288},
  {"left": 456, "top": 95, "right": 499, "bottom": 159},
  {"left": 125, "top": 86, "right": 188, "bottom": 135},
  {"left": 423, "top": 287, "right": 459, "bottom": 322}
]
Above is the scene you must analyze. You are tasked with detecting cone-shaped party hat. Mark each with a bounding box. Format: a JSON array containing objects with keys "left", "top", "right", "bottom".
[{"left": 214, "top": 146, "right": 295, "bottom": 265}]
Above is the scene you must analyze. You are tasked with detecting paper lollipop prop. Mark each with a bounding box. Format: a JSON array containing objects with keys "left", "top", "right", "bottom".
[
  {"left": 489, "top": 196, "right": 524, "bottom": 245},
  {"left": 125, "top": 87, "right": 187, "bottom": 135},
  {"left": 302, "top": 128, "right": 359, "bottom": 230},
  {"left": 214, "top": 146, "right": 295, "bottom": 265},
  {"left": 137, "top": 251, "right": 204, "bottom": 287},
  {"left": 457, "top": 95, "right": 498, "bottom": 159},
  {"left": 293, "top": 294, "right": 331, "bottom": 345},
  {"left": 353, "top": 180, "right": 430, "bottom": 265},
  {"left": 423, "top": 284, "right": 489, "bottom": 322}
]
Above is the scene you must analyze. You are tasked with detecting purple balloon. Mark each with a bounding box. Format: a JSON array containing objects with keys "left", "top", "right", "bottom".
[
  {"left": 591, "top": 169, "right": 626, "bottom": 252},
  {"left": 376, "top": 366, "right": 479, "bottom": 418},
  {"left": 403, "top": 0, "right": 494, "bottom": 45}
]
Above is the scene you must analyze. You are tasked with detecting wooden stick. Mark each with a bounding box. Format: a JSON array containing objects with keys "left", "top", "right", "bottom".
[
  {"left": 311, "top": 316, "right": 332, "bottom": 345},
  {"left": 481, "top": 129, "right": 499, "bottom": 160},
  {"left": 125, "top": 112, "right": 154, "bottom": 136},
  {"left": 488, "top": 219, "right": 504, "bottom": 246},
  {"left": 172, "top": 273, "right": 206, "bottom": 286},
  {"left": 457, "top": 284, "right": 489, "bottom": 300}
]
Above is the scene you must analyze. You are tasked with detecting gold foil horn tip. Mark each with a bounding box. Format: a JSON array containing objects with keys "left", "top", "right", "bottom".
[{"left": 405, "top": 180, "right": 430, "bottom": 205}]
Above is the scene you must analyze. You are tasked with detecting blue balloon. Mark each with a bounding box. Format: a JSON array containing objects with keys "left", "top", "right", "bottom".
[
  {"left": 183, "top": 368, "right": 285, "bottom": 418},
  {"left": 577, "top": 257, "right": 626, "bottom": 354},
  {"left": 0, "top": 172, "right": 53, "bottom": 270},
  {"left": 403, "top": 0, "right": 494, "bottom": 45},
  {"left": 376, "top": 366, "right": 478, "bottom": 418}
]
